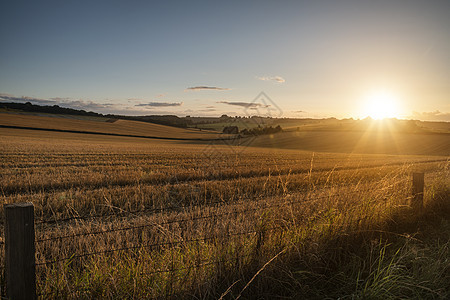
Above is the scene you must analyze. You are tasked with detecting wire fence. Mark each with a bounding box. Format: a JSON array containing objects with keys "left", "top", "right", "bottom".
[
  {"left": 35, "top": 227, "right": 279, "bottom": 267},
  {"left": 34, "top": 183, "right": 390, "bottom": 244},
  {"left": 33, "top": 181, "right": 412, "bottom": 267},
  {"left": 33, "top": 176, "right": 412, "bottom": 226},
  {"left": 34, "top": 192, "right": 343, "bottom": 243},
  {"left": 2, "top": 174, "right": 423, "bottom": 299}
]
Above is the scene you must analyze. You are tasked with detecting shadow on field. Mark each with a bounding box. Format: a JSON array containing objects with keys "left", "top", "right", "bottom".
[
  {"left": 179, "top": 187, "right": 450, "bottom": 300},
  {"left": 246, "top": 130, "right": 450, "bottom": 156}
]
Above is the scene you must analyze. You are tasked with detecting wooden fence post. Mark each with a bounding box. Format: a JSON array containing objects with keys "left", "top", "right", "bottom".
[
  {"left": 411, "top": 172, "right": 424, "bottom": 210},
  {"left": 4, "top": 203, "right": 36, "bottom": 300}
]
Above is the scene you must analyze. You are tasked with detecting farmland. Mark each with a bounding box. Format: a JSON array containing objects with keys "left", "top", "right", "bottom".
[
  {"left": 191, "top": 116, "right": 450, "bottom": 134},
  {"left": 0, "top": 112, "right": 223, "bottom": 140},
  {"left": 0, "top": 113, "right": 449, "bottom": 299}
]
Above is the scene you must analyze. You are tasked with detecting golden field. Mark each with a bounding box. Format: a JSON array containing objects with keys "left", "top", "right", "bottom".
[
  {"left": 0, "top": 112, "right": 222, "bottom": 140},
  {"left": 0, "top": 113, "right": 449, "bottom": 299}
]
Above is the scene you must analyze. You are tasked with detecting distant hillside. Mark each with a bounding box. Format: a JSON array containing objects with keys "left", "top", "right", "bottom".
[
  {"left": 248, "top": 130, "right": 450, "bottom": 156},
  {"left": 0, "top": 112, "right": 227, "bottom": 140},
  {"left": 121, "top": 115, "right": 192, "bottom": 128},
  {"left": 0, "top": 102, "right": 192, "bottom": 128},
  {"left": 0, "top": 101, "right": 104, "bottom": 117},
  {"left": 1, "top": 101, "right": 448, "bottom": 134}
]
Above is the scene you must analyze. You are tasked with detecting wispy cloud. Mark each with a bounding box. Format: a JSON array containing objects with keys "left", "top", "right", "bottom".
[
  {"left": 0, "top": 93, "right": 57, "bottom": 105},
  {"left": 410, "top": 110, "right": 450, "bottom": 121},
  {"left": 0, "top": 93, "right": 118, "bottom": 112},
  {"left": 135, "top": 102, "right": 183, "bottom": 108},
  {"left": 0, "top": 93, "right": 189, "bottom": 116},
  {"left": 256, "top": 76, "right": 285, "bottom": 83},
  {"left": 185, "top": 86, "right": 230, "bottom": 91},
  {"left": 49, "top": 97, "right": 72, "bottom": 102},
  {"left": 66, "top": 100, "right": 115, "bottom": 110},
  {"left": 217, "top": 101, "right": 270, "bottom": 108}
]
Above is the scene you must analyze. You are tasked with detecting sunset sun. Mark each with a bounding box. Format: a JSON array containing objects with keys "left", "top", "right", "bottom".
[{"left": 362, "top": 89, "right": 401, "bottom": 120}]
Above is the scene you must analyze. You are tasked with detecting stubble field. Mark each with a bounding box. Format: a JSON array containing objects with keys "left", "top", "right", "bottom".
[{"left": 0, "top": 124, "right": 449, "bottom": 299}]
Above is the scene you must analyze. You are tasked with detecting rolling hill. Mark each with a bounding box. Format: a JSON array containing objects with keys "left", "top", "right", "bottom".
[
  {"left": 0, "top": 112, "right": 225, "bottom": 140},
  {"left": 1, "top": 111, "right": 448, "bottom": 156},
  {"left": 248, "top": 130, "right": 450, "bottom": 156}
]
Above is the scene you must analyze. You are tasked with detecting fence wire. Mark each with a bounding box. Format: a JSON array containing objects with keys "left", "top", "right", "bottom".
[
  {"left": 33, "top": 176, "right": 411, "bottom": 225},
  {"left": 35, "top": 225, "right": 286, "bottom": 266},
  {"left": 3, "top": 175, "right": 419, "bottom": 299},
  {"left": 1, "top": 158, "right": 442, "bottom": 300},
  {"left": 33, "top": 185, "right": 408, "bottom": 266},
  {"left": 35, "top": 188, "right": 382, "bottom": 244}
]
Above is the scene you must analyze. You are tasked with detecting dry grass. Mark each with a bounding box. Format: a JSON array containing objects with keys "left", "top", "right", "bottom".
[{"left": 0, "top": 127, "right": 449, "bottom": 298}]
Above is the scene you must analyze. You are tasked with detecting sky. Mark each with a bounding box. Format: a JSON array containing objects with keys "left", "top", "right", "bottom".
[{"left": 1, "top": 0, "right": 449, "bottom": 120}]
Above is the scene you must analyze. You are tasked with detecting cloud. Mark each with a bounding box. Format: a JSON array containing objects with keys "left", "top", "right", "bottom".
[
  {"left": 257, "top": 76, "right": 285, "bottom": 83},
  {"left": 217, "top": 101, "right": 270, "bottom": 108},
  {"left": 49, "top": 97, "right": 71, "bottom": 102},
  {"left": 0, "top": 93, "right": 14, "bottom": 98},
  {"left": 135, "top": 102, "right": 183, "bottom": 108},
  {"left": 0, "top": 93, "right": 57, "bottom": 105},
  {"left": 0, "top": 93, "right": 118, "bottom": 112},
  {"left": 65, "top": 100, "right": 115, "bottom": 110},
  {"left": 0, "top": 92, "right": 189, "bottom": 116},
  {"left": 410, "top": 110, "right": 450, "bottom": 121},
  {"left": 185, "top": 86, "right": 230, "bottom": 91}
]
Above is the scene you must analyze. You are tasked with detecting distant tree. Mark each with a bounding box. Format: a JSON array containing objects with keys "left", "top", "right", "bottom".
[
  {"left": 223, "top": 126, "right": 239, "bottom": 134},
  {"left": 240, "top": 125, "right": 282, "bottom": 136}
]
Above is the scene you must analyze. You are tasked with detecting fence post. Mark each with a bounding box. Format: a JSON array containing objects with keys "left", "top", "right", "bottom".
[
  {"left": 4, "top": 203, "right": 36, "bottom": 300},
  {"left": 411, "top": 172, "right": 424, "bottom": 210}
]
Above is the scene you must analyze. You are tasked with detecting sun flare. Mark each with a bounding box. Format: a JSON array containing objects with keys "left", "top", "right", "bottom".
[{"left": 362, "top": 89, "right": 400, "bottom": 120}]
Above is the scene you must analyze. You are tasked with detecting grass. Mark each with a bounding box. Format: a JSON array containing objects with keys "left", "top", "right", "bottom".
[
  {"left": 27, "top": 178, "right": 449, "bottom": 299},
  {"left": 0, "top": 125, "right": 449, "bottom": 299}
]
